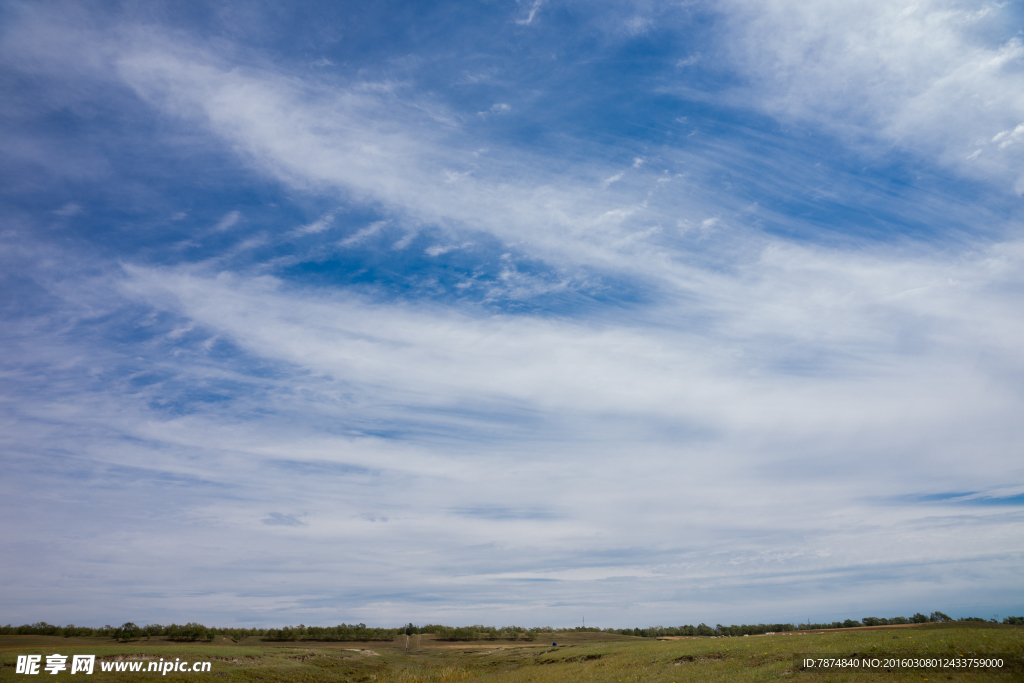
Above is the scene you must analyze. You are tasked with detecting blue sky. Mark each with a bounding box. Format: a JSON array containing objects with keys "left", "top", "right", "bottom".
[{"left": 1, "top": 0, "right": 1023, "bottom": 628}]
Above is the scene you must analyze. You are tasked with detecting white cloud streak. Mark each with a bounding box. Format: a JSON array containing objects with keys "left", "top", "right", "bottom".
[
  {"left": 338, "top": 220, "right": 387, "bottom": 247},
  {"left": 3, "top": 246, "right": 1023, "bottom": 624},
  {"left": 720, "top": 0, "right": 1024, "bottom": 188},
  {"left": 214, "top": 210, "right": 241, "bottom": 231},
  {"left": 113, "top": 41, "right": 675, "bottom": 279},
  {"left": 2, "top": 5, "right": 1023, "bottom": 626},
  {"left": 516, "top": 0, "right": 546, "bottom": 26}
]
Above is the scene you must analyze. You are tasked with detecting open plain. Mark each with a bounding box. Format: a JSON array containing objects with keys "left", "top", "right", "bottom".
[{"left": 2, "top": 622, "right": 1021, "bottom": 682}]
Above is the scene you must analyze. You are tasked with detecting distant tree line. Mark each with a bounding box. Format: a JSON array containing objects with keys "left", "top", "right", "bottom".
[
  {"left": 0, "top": 622, "right": 252, "bottom": 642},
  {"left": 405, "top": 625, "right": 537, "bottom": 641},
  {"left": 795, "top": 612, "right": 1009, "bottom": 630},
  {"left": 263, "top": 624, "right": 397, "bottom": 642},
  {"left": 0, "top": 622, "right": 396, "bottom": 643},
  {"left": 603, "top": 624, "right": 721, "bottom": 637},
  {"left": 2, "top": 612, "right": 1020, "bottom": 641}
]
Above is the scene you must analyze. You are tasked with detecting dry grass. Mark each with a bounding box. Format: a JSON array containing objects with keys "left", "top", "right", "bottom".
[{"left": 1, "top": 623, "right": 1021, "bottom": 682}]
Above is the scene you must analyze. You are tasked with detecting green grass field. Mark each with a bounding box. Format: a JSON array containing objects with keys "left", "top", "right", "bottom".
[{"left": 2, "top": 622, "right": 1021, "bottom": 682}]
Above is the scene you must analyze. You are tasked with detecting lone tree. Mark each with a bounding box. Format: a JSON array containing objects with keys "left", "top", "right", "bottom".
[{"left": 116, "top": 623, "right": 141, "bottom": 642}]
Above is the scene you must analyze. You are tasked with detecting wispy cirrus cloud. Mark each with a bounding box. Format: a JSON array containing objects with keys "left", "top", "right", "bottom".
[
  {"left": 720, "top": 0, "right": 1024, "bottom": 189},
  {"left": 516, "top": 0, "right": 546, "bottom": 26},
  {"left": 1, "top": 0, "right": 1023, "bottom": 629}
]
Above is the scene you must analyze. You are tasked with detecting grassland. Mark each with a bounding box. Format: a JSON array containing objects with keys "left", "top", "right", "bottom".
[{"left": 1, "top": 622, "right": 1021, "bottom": 682}]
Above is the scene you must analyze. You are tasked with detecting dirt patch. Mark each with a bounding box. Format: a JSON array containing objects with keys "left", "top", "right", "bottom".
[
  {"left": 539, "top": 652, "right": 602, "bottom": 665},
  {"left": 428, "top": 643, "right": 548, "bottom": 651},
  {"left": 658, "top": 636, "right": 701, "bottom": 641},
  {"left": 673, "top": 653, "right": 725, "bottom": 665},
  {"left": 210, "top": 655, "right": 260, "bottom": 664},
  {"left": 788, "top": 624, "right": 923, "bottom": 635},
  {"left": 564, "top": 654, "right": 602, "bottom": 663}
]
